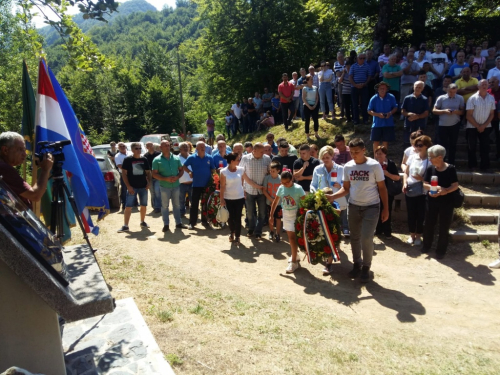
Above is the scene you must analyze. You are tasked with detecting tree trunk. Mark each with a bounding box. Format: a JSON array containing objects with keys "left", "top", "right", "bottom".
[
  {"left": 411, "top": 0, "right": 427, "bottom": 46},
  {"left": 373, "top": 0, "right": 394, "bottom": 56}
]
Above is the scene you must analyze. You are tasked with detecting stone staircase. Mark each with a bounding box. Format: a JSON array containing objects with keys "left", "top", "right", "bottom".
[{"left": 393, "top": 138, "right": 499, "bottom": 243}]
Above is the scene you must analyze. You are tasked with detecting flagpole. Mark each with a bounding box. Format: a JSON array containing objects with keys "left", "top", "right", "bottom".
[{"left": 32, "top": 58, "right": 43, "bottom": 218}]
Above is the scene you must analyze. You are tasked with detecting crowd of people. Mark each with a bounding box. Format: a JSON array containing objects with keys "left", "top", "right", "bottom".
[
  {"left": 104, "top": 113, "right": 500, "bottom": 282},
  {"left": 219, "top": 40, "right": 500, "bottom": 172}
]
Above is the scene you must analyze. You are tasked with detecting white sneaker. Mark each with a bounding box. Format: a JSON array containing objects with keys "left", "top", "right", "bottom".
[
  {"left": 488, "top": 259, "right": 500, "bottom": 269},
  {"left": 286, "top": 261, "right": 300, "bottom": 273},
  {"left": 406, "top": 237, "right": 414, "bottom": 245},
  {"left": 414, "top": 239, "right": 422, "bottom": 246}
]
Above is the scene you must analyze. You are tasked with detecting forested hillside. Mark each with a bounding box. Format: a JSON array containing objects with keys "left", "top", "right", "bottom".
[
  {"left": 2, "top": 0, "right": 499, "bottom": 145},
  {"left": 38, "top": 0, "right": 157, "bottom": 46}
]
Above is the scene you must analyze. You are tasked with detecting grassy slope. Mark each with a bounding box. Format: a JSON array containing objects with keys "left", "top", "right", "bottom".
[{"left": 227, "top": 116, "right": 408, "bottom": 166}]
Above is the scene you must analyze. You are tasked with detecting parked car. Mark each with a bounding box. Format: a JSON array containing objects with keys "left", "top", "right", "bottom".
[
  {"left": 92, "top": 142, "right": 147, "bottom": 158},
  {"left": 140, "top": 134, "right": 171, "bottom": 145},
  {"left": 170, "top": 136, "right": 183, "bottom": 154},
  {"left": 189, "top": 133, "right": 206, "bottom": 144},
  {"left": 96, "top": 156, "right": 121, "bottom": 209}
]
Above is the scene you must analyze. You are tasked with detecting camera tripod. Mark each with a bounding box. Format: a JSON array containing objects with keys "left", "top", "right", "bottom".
[{"left": 49, "top": 159, "right": 95, "bottom": 253}]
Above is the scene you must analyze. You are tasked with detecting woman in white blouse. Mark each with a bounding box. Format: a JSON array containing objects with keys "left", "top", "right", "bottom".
[{"left": 220, "top": 153, "right": 245, "bottom": 244}]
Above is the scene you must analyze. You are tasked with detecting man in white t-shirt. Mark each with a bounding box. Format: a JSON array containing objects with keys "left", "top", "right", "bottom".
[
  {"left": 378, "top": 44, "right": 391, "bottom": 77},
  {"left": 115, "top": 142, "right": 133, "bottom": 210},
  {"left": 178, "top": 142, "right": 193, "bottom": 217},
  {"left": 465, "top": 79, "right": 496, "bottom": 170},
  {"left": 430, "top": 43, "right": 448, "bottom": 89},
  {"left": 231, "top": 102, "right": 242, "bottom": 135},
  {"left": 328, "top": 138, "right": 388, "bottom": 283},
  {"left": 290, "top": 71, "right": 301, "bottom": 119}
]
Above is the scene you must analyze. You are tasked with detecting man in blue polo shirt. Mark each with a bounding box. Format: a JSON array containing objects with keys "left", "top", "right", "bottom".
[
  {"left": 367, "top": 81, "right": 398, "bottom": 154},
  {"left": 349, "top": 53, "right": 371, "bottom": 125},
  {"left": 152, "top": 140, "right": 186, "bottom": 233},
  {"left": 183, "top": 141, "right": 216, "bottom": 229},
  {"left": 402, "top": 81, "right": 430, "bottom": 148}
]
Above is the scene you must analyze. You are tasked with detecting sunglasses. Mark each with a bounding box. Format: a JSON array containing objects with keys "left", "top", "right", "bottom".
[
  {"left": 133, "top": 147, "right": 141, "bottom": 150},
  {"left": 415, "top": 144, "right": 424, "bottom": 148}
]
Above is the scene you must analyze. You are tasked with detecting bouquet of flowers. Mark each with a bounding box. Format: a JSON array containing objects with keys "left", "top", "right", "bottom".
[
  {"left": 201, "top": 173, "right": 224, "bottom": 229},
  {"left": 295, "top": 189, "right": 341, "bottom": 265}
]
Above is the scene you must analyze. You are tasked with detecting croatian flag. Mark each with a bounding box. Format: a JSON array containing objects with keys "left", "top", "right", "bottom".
[
  {"left": 35, "top": 60, "right": 89, "bottom": 218},
  {"left": 48, "top": 67, "right": 110, "bottom": 217}
]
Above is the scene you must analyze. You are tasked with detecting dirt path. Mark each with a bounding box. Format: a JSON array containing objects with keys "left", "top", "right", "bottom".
[{"left": 82, "top": 208, "right": 500, "bottom": 374}]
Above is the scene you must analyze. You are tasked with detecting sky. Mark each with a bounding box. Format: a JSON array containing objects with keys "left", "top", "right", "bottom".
[{"left": 28, "top": 0, "right": 177, "bottom": 28}]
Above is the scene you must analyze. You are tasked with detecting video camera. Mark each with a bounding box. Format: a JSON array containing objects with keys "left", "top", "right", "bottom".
[{"left": 35, "top": 140, "right": 72, "bottom": 164}]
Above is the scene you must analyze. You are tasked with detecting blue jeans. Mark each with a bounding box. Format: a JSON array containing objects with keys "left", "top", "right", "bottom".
[
  {"left": 351, "top": 86, "right": 369, "bottom": 123},
  {"left": 160, "top": 185, "right": 181, "bottom": 226},
  {"left": 179, "top": 183, "right": 192, "bottom": 216},
  {"left": 126, "top": 187, "right": 148, "bottom": 207},
  {"left": 319, "top": 83, "right": 334, "bottom": 115},
  {"left": 245, "top": 193, "right": 267, "bottom": 236},
  {"left": 299, "top": 95, "right": 305, "bottom": 120},
  {"left": 150, "top": 179, "right": 161, "bottom": 210}
]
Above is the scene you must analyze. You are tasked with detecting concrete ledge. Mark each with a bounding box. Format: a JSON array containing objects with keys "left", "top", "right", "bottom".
[
  {"left": 464, "top": 194, "right": 500, "bottom": 207},
  {"left": 467, "top": 213, "right": 499, "bottom": 224},
  {"left": 450, "top": 230, "right": 498, "bottom": 242}
]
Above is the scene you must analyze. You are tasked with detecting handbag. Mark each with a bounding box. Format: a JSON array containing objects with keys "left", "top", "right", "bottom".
[
  {"left": 451, "top": 188, "right": 465, "bottom": 208},
  {"left": 386, "top": 177, "right": 403, "bottom": 196},
  {"left": 406, "top": 181, "right": 424, "bottom": 197},
  {"left": 216, "top": 205, "right": 230, "bottom": 223}
]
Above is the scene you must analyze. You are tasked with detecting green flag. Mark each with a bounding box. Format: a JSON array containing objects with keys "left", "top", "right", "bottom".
[{"left": 22, "top": 60, "right": 36, "bottom": 153}]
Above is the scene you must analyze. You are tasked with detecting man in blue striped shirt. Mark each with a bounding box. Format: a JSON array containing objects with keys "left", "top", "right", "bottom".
[{"left": 349, "top": 53, "right": 371, "bottom": 125}]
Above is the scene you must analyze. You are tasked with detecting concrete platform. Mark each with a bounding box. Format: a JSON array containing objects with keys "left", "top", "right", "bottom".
[{"left": 63, "top": 298, "right": 174, "bottom": 375}]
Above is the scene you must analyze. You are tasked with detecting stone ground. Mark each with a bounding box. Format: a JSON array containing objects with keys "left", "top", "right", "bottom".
[{"left": 62, "top": 298, "right": 174, "bottom": 375}]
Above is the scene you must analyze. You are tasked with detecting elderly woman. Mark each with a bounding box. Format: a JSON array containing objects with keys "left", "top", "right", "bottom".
[
  {"left": 403, "top": 135, "right": 433, "bottom": 246},
  {"left": 311, "top": 146, "right": 348, "bottom": 275},
  {"left": 422, "top": 145, "right": 459, "bottom": 258},
  {"left": 374, "top": 146, "right": 400, "bottom": 239}
]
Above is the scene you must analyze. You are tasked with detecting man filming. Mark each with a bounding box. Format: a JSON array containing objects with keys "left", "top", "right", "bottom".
[{"left": 0, "top": 131, "right": 53, "bottom": 209}]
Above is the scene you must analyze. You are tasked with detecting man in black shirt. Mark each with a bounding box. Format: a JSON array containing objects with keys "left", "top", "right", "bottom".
[
  {"left": 119, "top": 142, "right": 152, "bottom": 232},
  {"left": 273, "top": 141, "right": 298, "bottom": 172},
  {"left": 293, "top": 144, "right": 320, "bottom": 192},
  {"left": 144, "top": 142, "right": 161, "bottom": 213}
]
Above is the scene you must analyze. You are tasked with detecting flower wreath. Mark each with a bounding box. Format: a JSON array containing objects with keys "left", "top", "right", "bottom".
[
  {"left": 295, "top": 189, "right": 341, "bottom": 265},
  {"left": 201, "top": 173, "right": 224, "bottom": 229}
]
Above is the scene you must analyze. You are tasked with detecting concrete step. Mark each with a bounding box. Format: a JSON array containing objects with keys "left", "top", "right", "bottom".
[
  {"left": 468, "top": 212, "right": 499, "bottom": 224},
  {"left": 455, "top": 143, "right": 498, "bottom": 153},
  {"left": 457, "top": 172, "right": 500, "bottom": 184},
  {"left": 454, "top": 159, "right": 500, "bottom": 169},
  {"left": 450, "top": 230, "right": 498, "bottom": 242},
  {"left": 455, "top": 151, "right": 497, "bottom": 160},
  {"left": 464, "top": 194, "right": 500, "bottom": 207}
]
